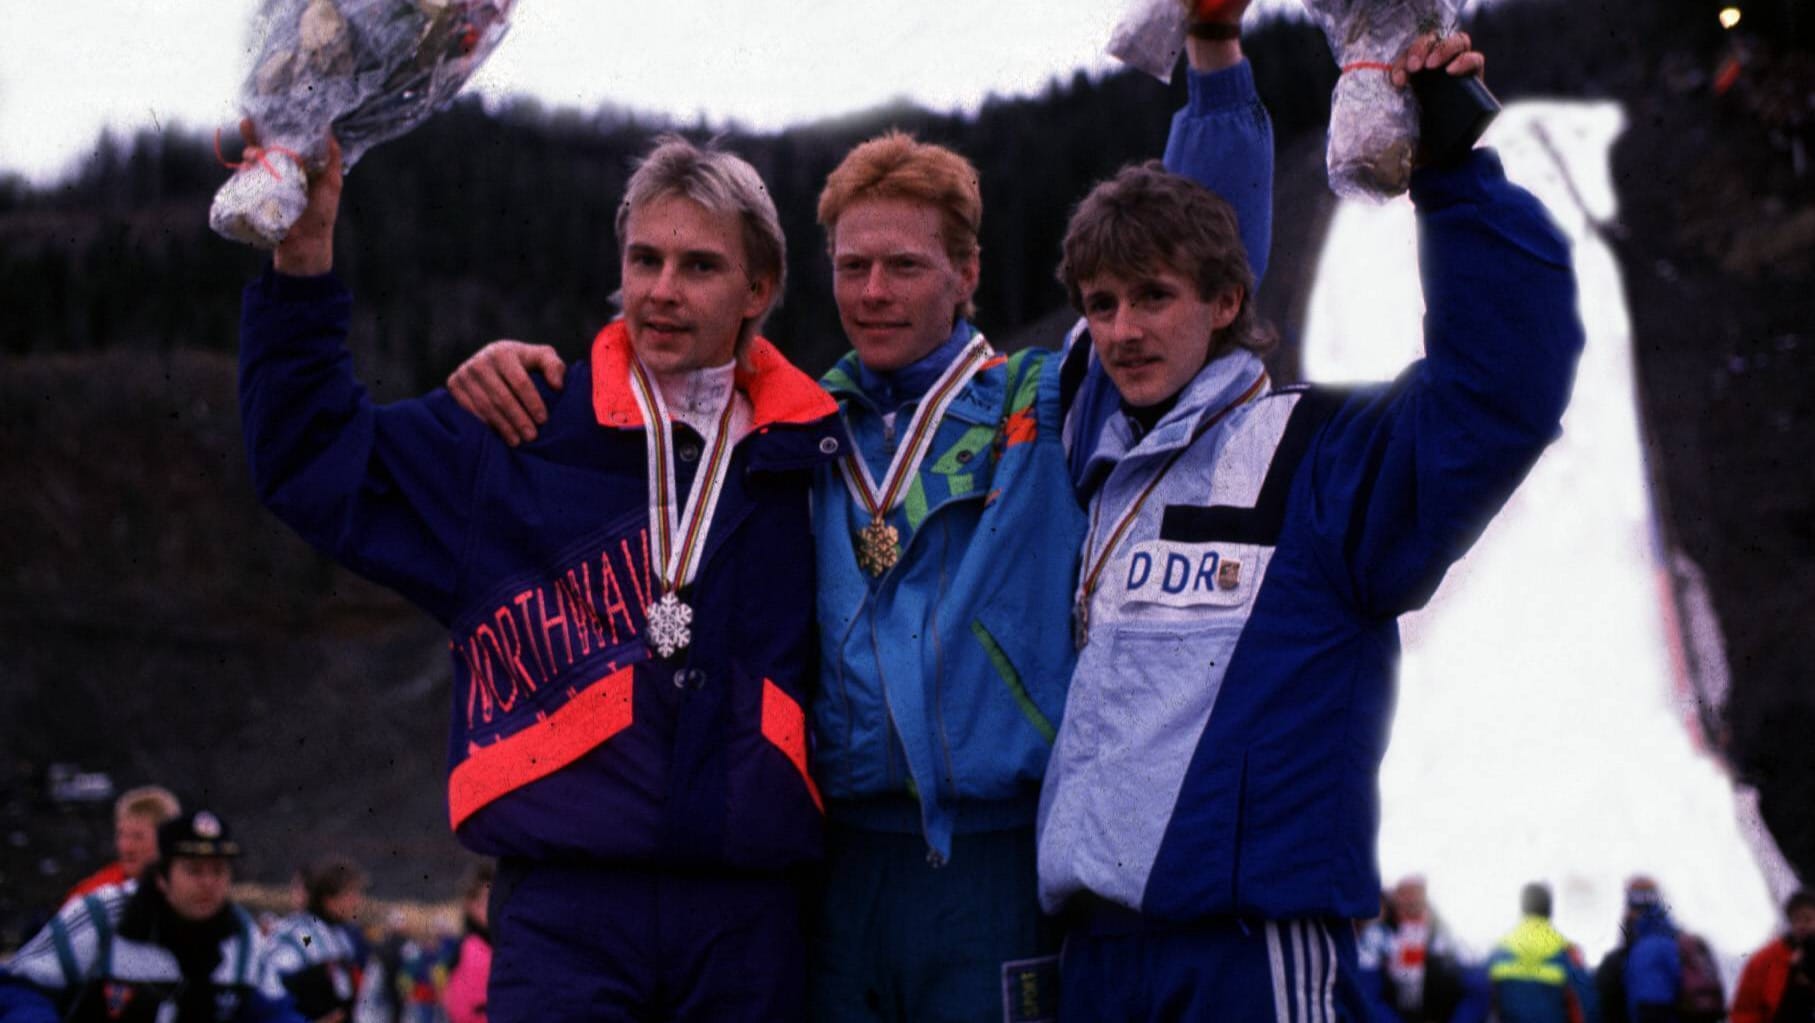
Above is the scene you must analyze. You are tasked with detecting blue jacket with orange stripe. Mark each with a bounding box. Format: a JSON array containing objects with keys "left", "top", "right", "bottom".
[{"left": 239, "top": 269, "right": 841, "bottom": 871}]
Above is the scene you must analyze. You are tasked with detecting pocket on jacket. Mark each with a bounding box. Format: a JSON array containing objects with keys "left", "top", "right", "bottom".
[
  {"left": 1092, "top": 620, "right": 1243, "bottom": 752},
  {"left": 1234, "top": 735, "right": 1340, "bottom": 904},
  {"left": 1053, "top": 618, "right": 1247, "bottom": 908}
]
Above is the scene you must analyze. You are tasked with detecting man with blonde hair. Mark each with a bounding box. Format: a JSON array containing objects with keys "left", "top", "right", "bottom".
[
  {"left": 66, "top": 784, "right": 181, "bottom": 899},
  {"left": 234, "top": 125, "right": 841, "bottom": 1020}
]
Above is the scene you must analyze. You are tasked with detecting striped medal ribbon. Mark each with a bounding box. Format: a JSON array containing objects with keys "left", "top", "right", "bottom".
[
  {"left": 1072, "top": 371, "right": 1269, "bottom": 650},
  {"left": 628, "top": 358, "right": 743, "bottom": 659},
  {"left": 837, "top": 334, "right": 995, "bottom": 576}
]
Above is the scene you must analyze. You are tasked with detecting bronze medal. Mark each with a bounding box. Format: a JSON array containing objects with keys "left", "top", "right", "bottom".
[
  {"left": 858, "top": 519, "right": 901, "bottom": 576},
  {"left": 836, "top": 336, "right": 995, "bottom": 582}
]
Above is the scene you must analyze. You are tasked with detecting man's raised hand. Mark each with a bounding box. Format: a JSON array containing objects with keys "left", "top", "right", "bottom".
[
  {"left": 244, "top": 117, "right": 344, "bottom": 276},
  {"left": 1391, "top": 31, "right": 1485, "bottom": 90}
]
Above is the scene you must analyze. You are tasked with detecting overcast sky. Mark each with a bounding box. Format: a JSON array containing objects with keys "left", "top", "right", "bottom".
[{"left": 0, "top": 0, "right": 1313, "bottom": 185}]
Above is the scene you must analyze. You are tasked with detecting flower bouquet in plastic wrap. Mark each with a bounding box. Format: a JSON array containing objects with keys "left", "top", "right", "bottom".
[
  {"left": 1106, "top": 0, "right": 1192, "bottom": 82},
  {"left": 1105, "top": 0, "right": 1498, "bottom": 201},
  {"left": 1107, "top": 0, "right": 1247, "bottom": 83},
  {"left": 210, "top": 0, "right": 516, "bottom": 248},
  {"left": 1302, "top": 0, "right": 1495, "bottom": 200}
]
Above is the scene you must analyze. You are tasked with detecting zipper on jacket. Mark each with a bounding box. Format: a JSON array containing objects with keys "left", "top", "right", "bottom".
[
  {"left": 930, "top": 517, "right": 958, "bottom": 794},
  {"left": 871, "top": 612, "right": 902, "bottom": 793}
]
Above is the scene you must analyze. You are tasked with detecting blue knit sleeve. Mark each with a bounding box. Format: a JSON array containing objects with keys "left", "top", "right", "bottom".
[
  {"left": 0, "top": 980, "right": 61, "bottom": 1023},
  {"left": 238, "top": 267, "right": 486, "bottom": 624},
  {"left": 1163, "top": 58, "right": 1274, "bottom": 286}
]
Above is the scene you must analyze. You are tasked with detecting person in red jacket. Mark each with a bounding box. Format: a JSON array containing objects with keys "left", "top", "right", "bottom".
[
  {"left": 1733, "top": 889, "right": 1815, "bottom": 1023},
  {"left": 65, "top": 785, "right": 181, "bottom": 899}
]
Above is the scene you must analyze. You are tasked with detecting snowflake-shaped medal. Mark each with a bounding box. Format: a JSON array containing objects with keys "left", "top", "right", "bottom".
[{"left": 647, "top": 591, "right": 694, "bottom": 658}]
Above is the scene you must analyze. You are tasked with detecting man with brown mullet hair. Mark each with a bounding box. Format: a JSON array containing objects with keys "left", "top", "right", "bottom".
[{"left": 1035, "top": 33, "right": 1583, "bottom": 1021}]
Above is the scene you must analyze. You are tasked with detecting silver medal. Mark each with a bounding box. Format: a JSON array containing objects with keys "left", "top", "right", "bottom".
[{"left": 647, "top": 591, "right": 694, "bottom": 659}]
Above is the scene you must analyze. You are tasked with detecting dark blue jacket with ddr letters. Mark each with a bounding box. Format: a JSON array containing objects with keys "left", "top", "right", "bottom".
[
  {"left": 239, "top": 270, "right": 841, "bottom": 871},
  {"left": 1037, "top": 150, "right": 1586, "bottom": 922}
]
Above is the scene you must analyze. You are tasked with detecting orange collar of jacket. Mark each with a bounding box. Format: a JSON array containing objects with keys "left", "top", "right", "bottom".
[{"left": 589, "top": 320, "right": 836, "bottom": 431}]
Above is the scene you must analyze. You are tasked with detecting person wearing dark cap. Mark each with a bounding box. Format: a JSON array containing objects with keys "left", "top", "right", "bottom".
[
  {"left": 1487, "top": 882, "right": 1599, "bottom": 1023},
  {"left": 263, "top": 858, "right": 370, "bottom": 1023},
  {"left": 1622, "top": 876, "right": 1726, "bottom": 1023},
  {"left": 0, "top": 810, "right": 305, "bottom": 1023},
  {"left": 1732, "top": 889, "right": 1815, "bottom": 1023}
]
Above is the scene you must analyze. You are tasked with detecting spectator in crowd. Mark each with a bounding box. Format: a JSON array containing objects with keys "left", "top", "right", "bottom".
[
  {"left": 1360, "top": 892, "right": 1409, "bottom": 1022},
  {"left": 366, "top": 909, "right": 415, "bottom": 1023},
  {"left": 0, "top": 810, "right": 303, "bottom": 1022},
  {"left": 1732, "top": 888, "right": 1815, "bottom": 1023},
  {"left": 1624, "top": 876, "right": 1726, "bottom": 1023},
  {"left": 1487, "top": 882, "right": 1599, "bottom": 1023},
  {"left": 394, "top": 931, "right": 444, "bottom": 1023},
  {"left": 440, "top": 862, "right": 494, "bottom": 1023},
  {"left": 1597, "top": 877, "right": 1655, "bottom": 1023},
  {"left": 65, "top": 784, "right": 181, "bottom": 899},
  {"left": 1379, "top": 876, "right": 1474, "bottom": 1023},
  {"left": 265, "top": 857, "right": 370, "bottom": 1023}
]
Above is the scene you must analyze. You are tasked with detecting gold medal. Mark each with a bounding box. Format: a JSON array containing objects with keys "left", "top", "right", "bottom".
[
  {"left": 836, "top": 335, "right": 995, "bottom": 581},
  {"left": 857, "top": 519, "right": 901, "bottom": 576}
]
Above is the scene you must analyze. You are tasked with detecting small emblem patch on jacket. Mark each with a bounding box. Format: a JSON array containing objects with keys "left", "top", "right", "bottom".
[{"left": 1122, "top": 540, "right": 1257, "bottom": 608}]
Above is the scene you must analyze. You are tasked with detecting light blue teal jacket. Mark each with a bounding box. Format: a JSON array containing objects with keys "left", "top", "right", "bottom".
[
  {"left": 813, "top": 338, "right": 1080, "bottom": 861},
  {"left": 809, "top": 60, "right": 1277, "bottom": 862}
]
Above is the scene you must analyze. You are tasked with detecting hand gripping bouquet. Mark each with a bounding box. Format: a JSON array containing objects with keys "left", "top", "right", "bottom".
[
  {"left": 1107, "top": 0, "right": 1247, "bottom": 83},
  {"left": 210, "top": 0, "right": 516, "bottom": 248},
  {"left": 1106, "top": 0, "right": 1192, "bottom": 83},
  {"left": 1108, "top": 0, "right": 1494, "bottom": 201}
]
